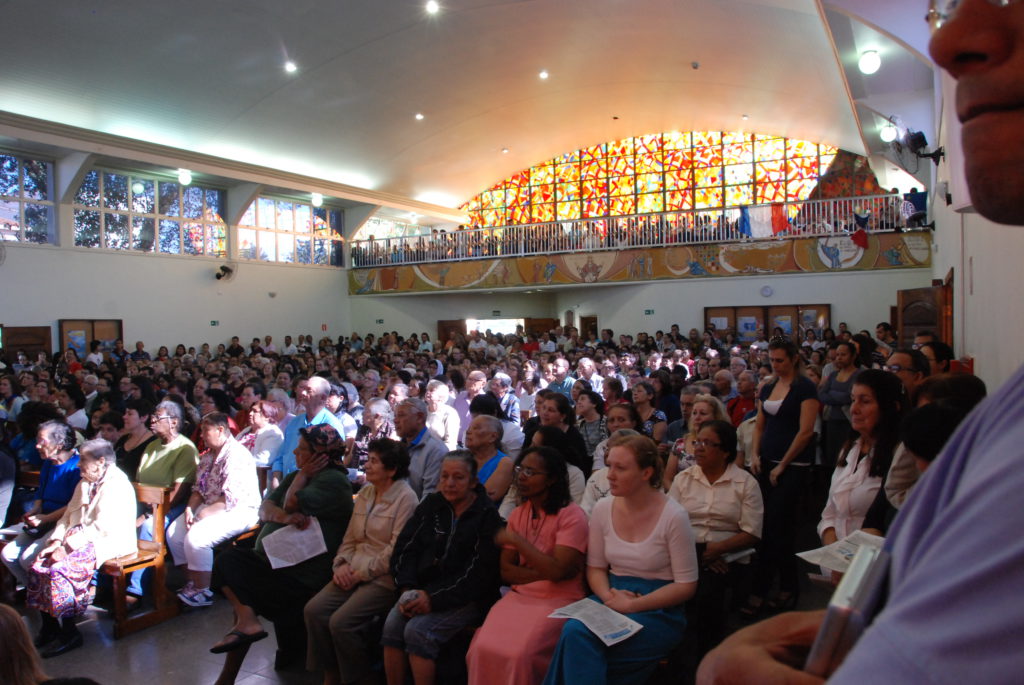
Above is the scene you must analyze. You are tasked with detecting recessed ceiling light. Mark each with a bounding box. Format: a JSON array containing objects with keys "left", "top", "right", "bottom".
[
  {"left": 311, "top": 192, "right": 324, "bottom": 207},
  {"left": 741, "top": 114, "right": 749, "bottom": 121},
  {"left": 415, "top": 112, "right": 425, "bottom": 120},
  {"left": 177, "top": 168, "right": 193, "bottom": 186},
  {"left": 501, "top": 147, "right": 509, "bottom": 154},
  {"left": 538, "top": 70, "right": 549, "bottom": 80},
  {"left": 858, "top": 50, "right": 881, "bottom": 75},
  {"left": 425, "top": 0, "right": 439, "bottom": 14},
  {"left": 284, "top": 60, "right": 298, "bottom": 73}
]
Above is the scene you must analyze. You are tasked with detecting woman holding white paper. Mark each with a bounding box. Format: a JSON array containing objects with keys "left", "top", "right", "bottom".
[{"left": 543, "top": 433, "right": 698, "bottom": 685}]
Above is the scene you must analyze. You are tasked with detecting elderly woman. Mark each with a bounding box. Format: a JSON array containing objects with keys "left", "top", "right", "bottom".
[
  {"left": 467, "top": 446, "right": 589, "bottom": 685},
  {"left": 424, "top": 380, "right": 459, "bottom": 451},
  {"left": 464, "top": 414, "right": 514, "bottom": 503},
  {"left": 169, "top": 413, "right": 261, "bottom": 607},
  {"left": 2, "top": 421, "right": 81, "bottom": 590},
  {"left": 304, "top": 438, "right": 418, "bottom": 685},
  {"left": 543, "top": 434, "right": 698, "bottom": 685},
  {"left": 668, "top": 420, "right": 763, "bottom": 656},
  {"left": 209, "top": 424, "right": 353, "bottom": 683},
  {"left": 246, "top": 400, "right": 284, "bottom": 494},
  {"left": 349, "top": 398, "right": 396, "bottom": 471},
  {"left": 664, "top": 394, "right": 730, "bottom": 487},
  {"left": 29, "top": 438, "right": 137, "bottom": 657},
  {"left": 383, "top": 451, "right": 502, "bottom": 685}
]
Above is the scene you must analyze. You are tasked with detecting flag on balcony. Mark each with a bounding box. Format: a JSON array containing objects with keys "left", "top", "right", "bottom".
[
  {"left": 771, "top": 203, "right": 789, "bottom": 234},
  {"left": 739, "top": 206, "right": 774, "bottom": 238},
  {"left": 850, "top": 228, "right": 869, "bottom": 249}
]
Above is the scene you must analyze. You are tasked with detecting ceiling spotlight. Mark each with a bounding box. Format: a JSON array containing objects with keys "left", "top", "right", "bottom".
[
  {"left": 425, "top": 0, "right": 439, "bottom": 14},
  {"left": 408, "top": 213, "right": 419, "bottom": 224},
  {"left": 538, "top": 70, "right": 549, "bottom": 80},
  {"left": 177, "top": 168, "right": 193, "bottom": 186},
  {"left": 858, "top": 50, "right": 881, "bottom": 75},
  {"left": 501, "top": 147, "right": 509, "bottom": 154},
  {"left": 741, "top": 114, "right": 749, "bottom": 121},
  {"left": 311, "top": 192, "right": 324, "bottom": 207},
  {"left": 284, "top": 60, "right": 298, "bottom": 73},
  {"left": 131, "top": 180, "right": 145, "bottom": 195},
  {"left": 880, "top": 124, "right": 898, "bottom": 143},
  {"left": 415, "top": 112, "right": 425, "bottom": 120}
]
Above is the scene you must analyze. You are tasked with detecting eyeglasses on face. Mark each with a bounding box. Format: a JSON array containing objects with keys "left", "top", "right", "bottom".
[
  {"left": 693, "top": 439, "right": 721, "bottom": 448},
  {"left": 514, "top": 465, "right": 547, "bottom": 478},
  {"left": 927, "top": 0, "right": 1021, "bottom": 31}
]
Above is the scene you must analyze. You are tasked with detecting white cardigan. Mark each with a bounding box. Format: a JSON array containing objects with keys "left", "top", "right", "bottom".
[
  {"left": 818, "top": 439, "right": 883, "bottom": 540},
  {"left": 51, "top": 465, "right": 139, "bottom": 565}
]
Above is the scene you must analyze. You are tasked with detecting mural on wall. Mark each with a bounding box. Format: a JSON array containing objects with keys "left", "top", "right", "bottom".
[{"left": 349, "top": 232, "right": 932, "bottom": 295}]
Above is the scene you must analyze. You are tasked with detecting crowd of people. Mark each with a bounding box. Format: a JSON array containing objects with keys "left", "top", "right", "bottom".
[{"left": 0, "top": 315, "right": 983, "bottom": 685}]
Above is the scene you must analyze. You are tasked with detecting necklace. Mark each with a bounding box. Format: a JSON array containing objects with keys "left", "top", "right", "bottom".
[{"left": 525, "top": 502, "right": 547, "bottom": 547}]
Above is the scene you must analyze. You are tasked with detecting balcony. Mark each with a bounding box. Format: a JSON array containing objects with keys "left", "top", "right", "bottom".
[{"left": 348, "top": 194, "right": 933, "bottom": 295}]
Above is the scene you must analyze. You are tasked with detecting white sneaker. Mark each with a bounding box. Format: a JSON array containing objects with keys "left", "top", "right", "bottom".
[{"left": 178, "top": 584, "right": 214, "bottom": 607}]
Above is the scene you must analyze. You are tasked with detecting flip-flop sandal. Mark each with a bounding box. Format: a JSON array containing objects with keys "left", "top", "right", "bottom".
[{"left": 209, "top": 629, "right": 269, "bottom": 654}]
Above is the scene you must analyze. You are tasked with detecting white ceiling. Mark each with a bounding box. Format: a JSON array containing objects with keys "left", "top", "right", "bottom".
[{"left": 0, "top": 0, "right": 933, "bottom": 211}]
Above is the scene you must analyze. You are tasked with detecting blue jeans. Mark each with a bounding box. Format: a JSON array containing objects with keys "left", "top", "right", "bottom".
[
  {"left": 380, "top": 599, "right": 482, "bottom": 660},
  {"left": 126, "top": 502, "right": 186, "bottom": 596}
]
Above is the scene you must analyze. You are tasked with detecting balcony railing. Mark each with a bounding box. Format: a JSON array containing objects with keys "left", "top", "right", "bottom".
[{"left": 350, "top": 194, "right": 914, "bottom": 268}]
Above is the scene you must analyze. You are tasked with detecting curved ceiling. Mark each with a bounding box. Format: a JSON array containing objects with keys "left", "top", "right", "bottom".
[{"left": 0, "top": 0, "right": 929, "bottom": 211}]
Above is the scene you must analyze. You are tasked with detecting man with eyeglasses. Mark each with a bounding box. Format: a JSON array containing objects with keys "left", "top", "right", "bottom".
[
  {"left": 699, "top": 2, "right": 1024, "bottom": 682},
  {"left": 885, "top": 349, "right": 931, "bottom": 399}
]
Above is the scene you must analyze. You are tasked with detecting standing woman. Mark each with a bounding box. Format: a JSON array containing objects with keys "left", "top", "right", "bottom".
[
  {"left": 631, "top": 381, "right": 667, "bottom": 443},
  {"left": 467, "top": 446, "right": 589, "bottom": 685},
  {"left": 818, "top": 341, "right": 860, "bottom": 473},
  {"left": 743, "top": 337, "right": 820, "bottom": 615},
  {"left": 304, "top": 438, "right": 418, "bottom": 685},
  {"left": 543, "top": 433, "right": 698, "bottom": 685},
  {"left": 819, "top": 370, "right": 903, "bottom": 546}
]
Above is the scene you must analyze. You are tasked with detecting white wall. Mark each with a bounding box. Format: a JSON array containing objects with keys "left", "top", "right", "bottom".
[
  {"left": 0, "top": 243, "right": 350, "bottom": 351},
  {"left": 348, "top": 292, "right": 557, "bottom": 338},
  {"left": 552, "top": 269, "right": 933, "bottom": 338}
]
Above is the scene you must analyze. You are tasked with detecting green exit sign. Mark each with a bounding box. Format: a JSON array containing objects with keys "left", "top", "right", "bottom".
[
  {"left": 644, "top": 309, "right": 654, "bottom": 315},
  {"left": 210, "top": 320, "right": 219, "bottom": 326}
]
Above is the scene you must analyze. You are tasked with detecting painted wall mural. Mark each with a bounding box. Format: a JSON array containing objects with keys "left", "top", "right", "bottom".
[{"left": 348, "top": 232, "right": 931, "bottom": 295}]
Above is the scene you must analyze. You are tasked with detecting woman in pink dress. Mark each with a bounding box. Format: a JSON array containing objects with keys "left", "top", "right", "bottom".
[{"left": 467, "top": 445, "right": 589, "bottom": 685}]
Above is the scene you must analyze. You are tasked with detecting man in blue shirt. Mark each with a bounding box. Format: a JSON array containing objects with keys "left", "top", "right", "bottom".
[
  {"left": 270, "top": 376, "right": 345, "bottom": 489},
  {"left": 698, "top": 4, "right": 1024, "bottom": 683},
  {"left": 546, "top": 358, "right": 575, "bottom": 400},
  {"left": 394, "top": 398, "right": 447, "bottom": 499}
]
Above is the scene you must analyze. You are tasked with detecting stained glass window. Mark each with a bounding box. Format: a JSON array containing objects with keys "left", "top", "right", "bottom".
[
  {"left": 460, "top": 131, "right": 846, "bottom": 227},
  {"left": 239, "top": 196, "right": 342, "bottom": 266}
]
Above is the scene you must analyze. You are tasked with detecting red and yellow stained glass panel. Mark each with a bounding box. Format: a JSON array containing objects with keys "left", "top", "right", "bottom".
[
  {"left": 695, "top": 187, "right": 724, "bottom": 209},
  {"left": 787, "top": 157, "right": 819, "bottom": 180},
  {"left": 756, "top": 160, "right": 786, "bottom": 182},
  {"left": 664, "top": 169, "right": 692, "bottom": 191},
  {"left": 557, "top": 201, "right": 581, "bottom": 220},
  {"left": 532, "top": 203, "right": 555, "bottom": 222},
  {"left": 607, "top": 156, "right": 634, "bottom": 176},
  {"left": 756, "top": 181, "right": 787, "bottom": 204},
  {"left": 609, "top": 176, "right": 634, "bottom": 197},
  {"left": 695, "top": 167, "right": 723, "bottom": 187},
  {"left": 580, "top": 159, "right": 606, "bottom": 179},
  {"left": 582, "top": 179, "right": 608, "bottom": 199},
  {"left": 755, "top": 137, "right": 785, "bottom": 161},
  {"left": 723, "top": 142, "right": 754, "bottom": 164},
  {"left": 556, "top": 163, "right": 580, "bottom": 184},
  {"left": 725, "top": 184, "right": 753, "bottom": 206},
  {"left": 664, "top": 131, "right": 691, "bottom": 149},
  {"left": 693, "top": 146, "right": 723, "bottom": 167},
  {"left": 530, "top": 165, "right": 554, "bottom": 186},
  {"left": 636, "top": 172, "right": 663, "bottom": 194},
  {"left": 556, "top": 183, "right": 580, "bottom": 202},
  {"left": 787, "top": 139, "right": 817, "bottom": 158},
  {"left": 583, "top": 198, "right": 609, "bottom": 217},
  {"left": 531, "top": 184, "right": 554, "bottom": 205},
  {"left": 663, "top": 149, "right": 692, "bottom": 170},
  {"left": 692, "top": 131, "right": 721, "bottom": 147},
  {"left": 724, "top": 163, "right": 754, "bottom": 185},
  {"left": 635, "top": 134, "right": 663, "bottom": 155},
  {"left": 609, "top": 196, "right": 635, "bottom": 215},
  {"left": 637, "top": 193, "right": 664, "bottom": 214},
  {"left": 508, "top": 206, "right": 531, "bottom": 225},
  {"left": 607, "top": 138, "right": 634, "bottom": 157},
  {"left": 786, "top": 178, "right": 818, "bottom": 201},
  {"left": 665, "top": 189, "right": 692, "bottom": 211},
  {"left": 635, "top": 153, "right": 663, "bottom": 175}
]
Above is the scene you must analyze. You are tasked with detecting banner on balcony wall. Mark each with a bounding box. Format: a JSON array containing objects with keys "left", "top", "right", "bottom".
[{"left": 348, "top": 232, "right": 931, "bottom": 295}]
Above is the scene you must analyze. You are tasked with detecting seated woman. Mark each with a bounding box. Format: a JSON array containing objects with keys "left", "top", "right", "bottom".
[
  {"left": 2, "top": 421, "right": 81, "bottom": 590},
  {"left": 382, "top": 451, "right": 502, "bottom": 685},
  {"left": 501, "top": 426, "right": 587, "bottom": 518},
  {"left": 464, "top": 415, "right": 514, "bottom": 503},
  {"left": 524, "top": 393, "right": 589, "bottom": 478},
  {"left": 348, "top": 399, "right": 396, "bottom": 470},
  {"left": 28, "top": 438, "right": 137, "bottom": 657},
  {"left": 668, "top": 420, "right": 763, "bottom": 657},
  {"left": 631, "top": 381, "right": 667, "bottom": 444},
  {"left": 663, "top": 394, "right": 730, "bottom": 488},
  {"left": 818, "top": 370, "right": 903, "bottom": 552},
  {"left": 467, "top": 446, "right": 589, "bottom": 685},
  {"left": 113, "top": 398, "right": 157, "bottom": 481},
  {"left": 304, "top": 438, "right": 418, "bottom": 685},
  {"left": 169, "top": 412, "right": 261, "bottom": 607},
  {"left": 209, "top": 425, "right": 354, "bottom": 684},
  {"left": 243, "top": 400, "right": 284, "bottom": 495},
  {"left": 543, "top": 433, "right": 698, "bottom": 685}
]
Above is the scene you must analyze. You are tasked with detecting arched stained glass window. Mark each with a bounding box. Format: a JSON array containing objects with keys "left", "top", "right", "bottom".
[{"left": 461, "top": 131, "right": 840, "bottom": 228}]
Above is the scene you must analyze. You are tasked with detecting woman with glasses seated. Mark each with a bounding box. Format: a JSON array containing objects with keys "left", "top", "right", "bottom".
[
  {"left": 467, "top": 446, "right": 589, "bottom": 685},
  {"left": 668, "top": 420, "right": 762, "bottom": 657}
]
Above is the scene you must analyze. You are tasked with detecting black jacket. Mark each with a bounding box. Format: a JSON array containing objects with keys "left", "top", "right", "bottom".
[{"left": 390, "top": 483, "right": 502, "bottom": 612}]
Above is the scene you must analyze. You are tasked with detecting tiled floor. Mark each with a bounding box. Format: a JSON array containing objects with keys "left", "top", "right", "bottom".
[{"left": 22, "top": 598, "right": 319, "bottom": 685}]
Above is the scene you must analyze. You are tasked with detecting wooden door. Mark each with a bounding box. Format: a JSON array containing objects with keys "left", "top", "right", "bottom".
[
  {"left": 704, "top": 307, "right": 735, "bottom": 341},
  {"left": 897, "top": 286, "right": 948, "bottom": 347},
  {"left": 579, "top": 315, "right": 598, "bottom": 339},
  {"left": 1, "top": 325, "right": 52, "bottom": 362},
  {"left": 58, "top": 319, "right": 123, "bottom": 358},
  {"left": 437, "top": 319, "right": 467, "bottom": 345},
  {"left": 524, "top": 318, "right": 559, "bottom": 336}
]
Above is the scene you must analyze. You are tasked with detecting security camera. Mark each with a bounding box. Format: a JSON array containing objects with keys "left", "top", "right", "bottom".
[{"left": 215, "top": 265, "right": 234, "bottom": 280}]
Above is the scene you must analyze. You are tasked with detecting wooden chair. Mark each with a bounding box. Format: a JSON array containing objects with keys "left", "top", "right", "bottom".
[
  {"left": 99, "top": 484, "right": 180, "bottom": 639},
  {"left": 15, "top": 469, "right": 40, "bottom": 488}
]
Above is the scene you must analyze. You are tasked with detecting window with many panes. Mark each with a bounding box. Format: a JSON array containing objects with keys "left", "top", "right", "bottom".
[
  {"left": 72, "top": 170, "right": 226, "bottom": 258},
  {"left": 237, "top": 197, "right": 343, "bottom": 267},
  {"left": 0, "top": 153, "right": 56, "bottom": 244}
]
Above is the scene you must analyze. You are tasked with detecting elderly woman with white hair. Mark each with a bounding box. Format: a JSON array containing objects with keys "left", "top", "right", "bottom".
[
  {"left": 349, "top": 398, "right": 397, "bottom": 470},
  {"left": 29, "top": 438, "right": 137, "bottom": 657},
  {"left": 489, "top": 372, "right": 521, "bottom": 425},
  {"left": 424, "top": 379, "right": 459, "bottom": 451}
]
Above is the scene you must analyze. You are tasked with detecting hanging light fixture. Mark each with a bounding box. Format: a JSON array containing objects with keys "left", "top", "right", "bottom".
[{"left": 858, "top": 50, "right": 881, "bottom": 75}]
